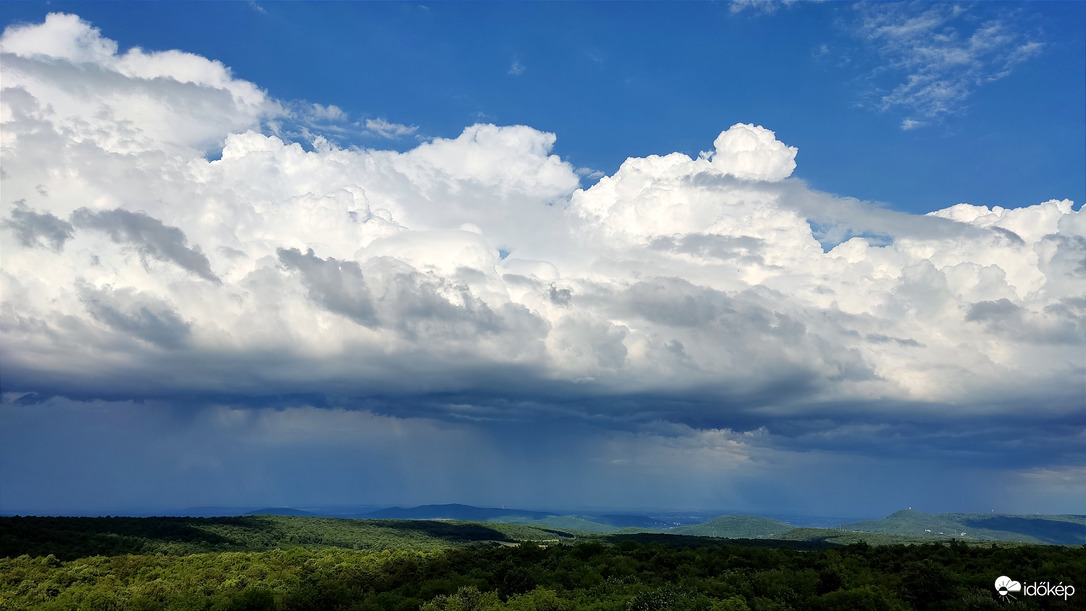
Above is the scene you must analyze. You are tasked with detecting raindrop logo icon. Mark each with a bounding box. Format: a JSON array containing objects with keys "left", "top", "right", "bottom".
[{"left": 995, "top": 576, "right": 1021, "bottom": 601}]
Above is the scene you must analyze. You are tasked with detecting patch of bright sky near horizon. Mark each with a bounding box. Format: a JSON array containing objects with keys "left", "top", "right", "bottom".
[{"left": 0, "top": 2, "right": 1084, "bottom": 517}]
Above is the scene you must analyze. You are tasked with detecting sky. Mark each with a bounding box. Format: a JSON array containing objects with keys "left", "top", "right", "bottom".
[{"left": 0, "top": 1, "right": 1083, "bottom": 518}]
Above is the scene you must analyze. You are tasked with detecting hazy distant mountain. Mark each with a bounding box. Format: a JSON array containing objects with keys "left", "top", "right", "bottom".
[
  {"left": 244, "top": 507, "right": 318, "bottom": 517},
  {"left": 594, "top": 514, "right": 673, "bottom": 529},
  {"left": 672, "top": 515, "right": 794, "bottom": 539},
  {"left": 358, "top": 504, "right": 671, "bottom": 532},
  {"left": 837, "top": 509, "right": 1086, "bottom": 545},
  {"left": 181, "top": 506, "right": 265, "bottom": 517},
  {"left": 361, "top": 504, "right": 552, "bottom": 522}
]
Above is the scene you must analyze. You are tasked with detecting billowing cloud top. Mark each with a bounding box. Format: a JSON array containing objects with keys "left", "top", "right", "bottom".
[
  {"left": 0, "top": 12, "right": 274, "bottom": 154},
  {"left": 709, "top": 123, "right": 797, "bottom": 181},
  {"left": 2, "top": 14, "right": 1083, "bottom": 424}
]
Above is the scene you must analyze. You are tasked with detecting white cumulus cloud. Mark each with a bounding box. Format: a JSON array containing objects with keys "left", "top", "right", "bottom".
[
  {"left": 707, "top": 123, "right": 798, "bottom": 182},
  {"left": 0, "top": 13, "right": 277, "bottom": 155},
  {"left": 1, "top": 12, "right": 1082, "bottom": 431}
]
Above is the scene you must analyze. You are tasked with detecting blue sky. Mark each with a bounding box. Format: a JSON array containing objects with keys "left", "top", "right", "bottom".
[{"left": 0, "top": 2, "right": 1083, "bottom": 518}]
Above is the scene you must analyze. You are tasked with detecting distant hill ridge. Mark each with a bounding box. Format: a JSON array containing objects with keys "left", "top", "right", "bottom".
[
  {"left": 362, "top": 504, "right": 552, "bottom": 522},
  {"left": 3, "top": 507, "right": 1085, "bottom": 560},
  {"left": 672, "top": 515, "right": 793, "bottom": 539},
  {"left": 343, "top": 504, "right": 1086, "bottom": 545},
  {"left": 244, "top": 507, "right": 318, "bottom": 517},
  {"left": 838, "top": 509, "right": 1086, "bottom": 545},
  {"left": 360, "top": 504, "right": 671, "bottom": 532},
  {"left": 14, "top": 504, "right": 1081, "bottom": 546}
]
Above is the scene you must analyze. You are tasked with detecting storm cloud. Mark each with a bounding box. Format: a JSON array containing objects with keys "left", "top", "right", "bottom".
[{"left": 1, "top": 12, "right": 1082, "bottom": 516}]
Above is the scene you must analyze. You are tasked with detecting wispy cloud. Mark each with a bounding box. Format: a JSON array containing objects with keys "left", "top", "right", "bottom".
[
  {"left": 363, "top": 117, "right": 419, "bottom": 139},
  {"left": 508, "top": 57, "right": 525, "bottom": 76},
  {"left": 730, "top": 0, "right": 797, "bottom": 16},
  {"left": 900, "top": 118, "right": 923, "bottom": 131},
  {"left": 264, "top": 102, "right": 352, "bottom": 149},
  {"left": 855, "top": 3, "right": 1044, "bottom": 128},
  {"left": 308, "top": 103, "right": 346, "bottom": 122}
]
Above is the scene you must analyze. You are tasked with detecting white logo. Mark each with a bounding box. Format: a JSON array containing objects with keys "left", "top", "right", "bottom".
[
  {"left": 994, "top": 576, "right": 1021, "bottom": 601},
  {"left": 995, "top": 576, "right": 1074, "bottom": 602}
]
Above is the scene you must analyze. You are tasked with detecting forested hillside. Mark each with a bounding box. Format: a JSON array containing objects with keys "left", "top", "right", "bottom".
[
  {"left": 2, "top": 516, "right": 1084, "bottom": 610},
  {"left": 672, "top": 516, "right": 793, "bottom": 539},
  {"left": 0, "top": 515, "right": 573, "bottom": 561},
  {"left": 3, "top": 535, "right": 1083, "bottom": 610},
  {"left": 838, "top": 510, "right": 1086, "bottom": 545}
]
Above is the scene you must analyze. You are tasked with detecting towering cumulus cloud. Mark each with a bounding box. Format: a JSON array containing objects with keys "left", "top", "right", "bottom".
[
  {"left": 708, "top": 123, "right": 797, "bottom": 181},
  {"left": 0, "top": 14, "right": 1081, "bottom": 514}
]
